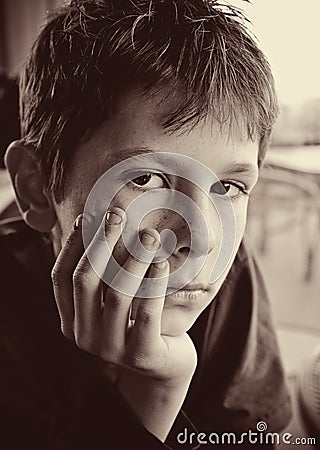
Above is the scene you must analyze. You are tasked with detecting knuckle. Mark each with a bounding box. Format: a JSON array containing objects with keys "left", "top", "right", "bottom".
[
  {"left": 126, "top": 353, "right": 152, "bottom": 372},
  {"left": 93, "top": 230, "right": 107, "bottom": 244},
  {"left": 72, "top": 268, "right": 90, "bottom": 287},
  {"left": 60, "top": 323, "right": 74, "bottom": 341},
  {"left": 51, "top": 266, "right": 61, "bottom": 286},
  {"left": 105, "top": 292, "right": 126, "bottom": 313},
  {"left": 128, "top": 253, "right": 149, "bottom": 271},
  {"left": 99, "top": 347, "right": 120, "bottom": 365},
  {"left": 74, "top": 333, "right": 94, "bottom": 353},
  {"left": 137, "top": 308, "right": 157, "bottom": 325}
]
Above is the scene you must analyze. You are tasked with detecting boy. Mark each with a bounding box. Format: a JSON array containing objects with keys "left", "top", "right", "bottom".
[{"left": 1, "top": 0, "right": 291, "bottom": 448}]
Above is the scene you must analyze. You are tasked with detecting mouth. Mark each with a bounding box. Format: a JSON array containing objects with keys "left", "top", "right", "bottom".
[
  {"left": 167, "top": 283, "right": 207, "bottom": 293},
  {"left": 165, "top": 284, "right": 209, "bottom": 303}
]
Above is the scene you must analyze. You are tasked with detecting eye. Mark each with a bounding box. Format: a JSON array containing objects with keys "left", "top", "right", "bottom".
[
  {"left": 210, "top": 180, "right": 248, "bottom": 199},
  {"left": 130, "top": 172, "right": 167, "bottom": 190}
]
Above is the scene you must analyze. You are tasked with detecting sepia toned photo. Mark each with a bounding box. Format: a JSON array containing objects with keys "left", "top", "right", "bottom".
[{"left": 0, "top": 1, "right": 319, "bottom": 448}]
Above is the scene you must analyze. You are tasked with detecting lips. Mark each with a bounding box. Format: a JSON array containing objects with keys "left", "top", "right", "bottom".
[
  {"left": 164, "top": 285, "right": 209, "bottom": 306},
  {"left": 166, "top": 283, "right": 207, "bottom": 293}
]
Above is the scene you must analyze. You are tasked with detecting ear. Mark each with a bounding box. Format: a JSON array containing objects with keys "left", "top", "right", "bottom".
[{"left": 4, "top": 140, "right": 57, "bottom": 232}]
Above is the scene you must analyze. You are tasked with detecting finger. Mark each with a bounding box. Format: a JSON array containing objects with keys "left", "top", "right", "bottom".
[
  {"left": 73, "top": 208, "right": 125, "bottom": 351},
  {"left": 101, "top": 229, "right": 160, "bottom": 360},
  {"left": 131, "top": 260, "right": 169, "bottom": 347},
  {"left": 51, "top": 214, "right": 85, "bottom": 339},
  {"left": 130, "top": 297, "right": 140, "bottom": 321}
]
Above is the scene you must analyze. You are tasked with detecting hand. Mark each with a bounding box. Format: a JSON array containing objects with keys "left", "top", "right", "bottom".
[{"left": 51, "top": 208, "right": 197, "bottom": 440}]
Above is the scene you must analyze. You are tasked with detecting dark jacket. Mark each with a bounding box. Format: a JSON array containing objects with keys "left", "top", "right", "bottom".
[{"left": 0, "top": 219, "right": 291, "bottom": 449}]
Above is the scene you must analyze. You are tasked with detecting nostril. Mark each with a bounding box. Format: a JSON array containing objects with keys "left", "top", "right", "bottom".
[{"left": 178, "top": 246, "right": 190, "bottom": 256}]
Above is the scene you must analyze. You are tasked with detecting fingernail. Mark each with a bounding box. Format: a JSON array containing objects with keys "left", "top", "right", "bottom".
[
  {"left": 141, "top": 232, "right": 156, "bottom": 246},
  {"left": 74, "top": 215, "right": 83, "bottom": 231},
  {"left": 106, "top": 210, "right": 123, "bottom": 225},
  {"left": 154, "top": 260, "right": 167, "bottom": 270}
]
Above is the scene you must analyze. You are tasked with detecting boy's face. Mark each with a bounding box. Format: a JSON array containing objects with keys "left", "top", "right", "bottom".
[{"left": 54, "top": 88, "right": 259, "bottom": 335}]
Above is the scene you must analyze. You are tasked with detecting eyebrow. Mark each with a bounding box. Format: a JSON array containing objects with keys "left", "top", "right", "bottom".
[
  {"left": 220, "top": 162, "right": 259, "bottom": 181},
  {"left": 107, "top": 147, "right": 154, "bottom": 165},
  {"left": 107, "top": 146, "right": 190, "bottom": 173}
]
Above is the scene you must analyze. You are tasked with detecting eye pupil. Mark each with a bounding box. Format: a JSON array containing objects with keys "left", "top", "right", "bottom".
[
  {"left": 223, "top": 183, "right": 230, "bottom": 192},
  {"left": 132, "top": 174, "right": 152, "bottom": 185}
]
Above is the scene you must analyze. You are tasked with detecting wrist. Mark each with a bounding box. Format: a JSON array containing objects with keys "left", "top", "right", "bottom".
[{"left": 117, "top": 368, "right": 195, "bottom": 442}]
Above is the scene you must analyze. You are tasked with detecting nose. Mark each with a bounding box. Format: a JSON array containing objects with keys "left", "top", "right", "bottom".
[{"left": 169, "top": 186, "right": 217, "bottom": 259}]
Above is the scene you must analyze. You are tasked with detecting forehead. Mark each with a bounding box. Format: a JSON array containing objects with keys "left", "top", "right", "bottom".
[{"left": 70, "top": 88, "right": 259, "bottom": 186}]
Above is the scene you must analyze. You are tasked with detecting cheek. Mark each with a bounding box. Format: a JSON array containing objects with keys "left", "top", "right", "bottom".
[
  {"left": 216, "top": 200, "right": 249, "bottom": 275},
  {"left": 55, "top": 199, "right": 85, "bottom": 247},
  {"left": 234, "top": 200, "right": 249, "bottom": 242},
  {"left": 208, "top": 200, "right": 249, "bottom": 280},
  {"left": 107, "top": 190, "right": 165, "bottom": 267}
]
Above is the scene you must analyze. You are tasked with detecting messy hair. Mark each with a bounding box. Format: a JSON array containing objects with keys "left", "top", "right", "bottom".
[{"left": 20, "top": 0, "right": 278, "bottom": 202}]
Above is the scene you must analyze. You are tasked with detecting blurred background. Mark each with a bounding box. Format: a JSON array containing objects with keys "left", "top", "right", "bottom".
[
  {"left": 0, "top": 0, "right": 319, "bottom": 447},
  {"left": 240, "top": 1, "right": 320, "bottom": 354},
  {"left": 241, "top": 1, "right": 320, "bottom": 446}
]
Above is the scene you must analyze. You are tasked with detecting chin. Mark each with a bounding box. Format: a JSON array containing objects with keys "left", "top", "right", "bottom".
[
  {"left": 160, "top": 307, "right": 202, "bottom": 336},
  {"left": 159, "top": 284, "right": 221, "bottom": 336}
]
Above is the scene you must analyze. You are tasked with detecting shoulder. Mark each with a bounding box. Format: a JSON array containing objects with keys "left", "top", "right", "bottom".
[
  {"left": 0, "top": 218, "right": 56, "bottom": 333},
  {"left": 0, "top": 218, "right": 35, "bottom": 296},
  {"left": 0, "top": 217, "right": 54, "bottom": 283}
]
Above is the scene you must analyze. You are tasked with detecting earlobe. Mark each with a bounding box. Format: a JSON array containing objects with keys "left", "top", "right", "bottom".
[{"left": 5, "top": 140, "right": 57, "bottom": 232}]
